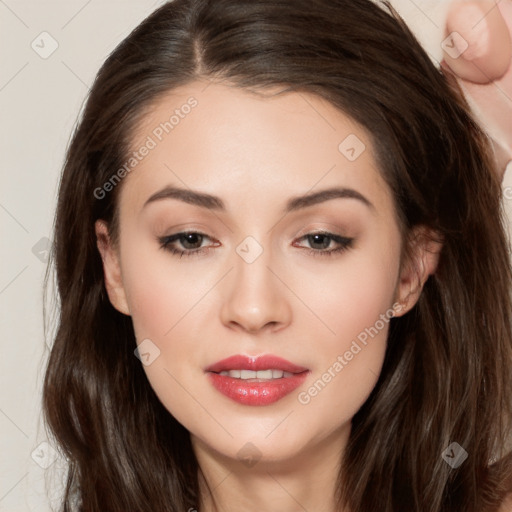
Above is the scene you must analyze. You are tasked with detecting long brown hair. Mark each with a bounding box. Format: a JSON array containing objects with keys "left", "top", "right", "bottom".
[{"left": 43, "top": 0, "right": 512, "bottom": 510}]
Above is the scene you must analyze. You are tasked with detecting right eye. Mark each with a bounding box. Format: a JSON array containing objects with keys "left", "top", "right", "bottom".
[{"left": 158, "top": 231, "right": 219, "bottom": 258}]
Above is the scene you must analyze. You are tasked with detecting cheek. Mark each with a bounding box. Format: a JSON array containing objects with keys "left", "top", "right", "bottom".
[
  {"left": 119, "top": 234, "right": 214, "bottom": 340},
  {"left": 293, "top": 242, "right": 399, "bottom": 354},
  {"left": 119, "top": 241, "right": 217, "bottom": 427},
  {"left": 118, "top": 233, "right": 224, "bottom": 393},
  {"left": 291, "top": 240, "right": 400, "bottom": 424}
]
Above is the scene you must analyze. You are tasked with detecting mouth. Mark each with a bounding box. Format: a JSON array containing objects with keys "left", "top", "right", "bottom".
[
  {"left": 216, "top": 369, "right": 296, "bottom": 380},
  {"left": 204, "top": 354, "right": 309, "bottom": 406}
]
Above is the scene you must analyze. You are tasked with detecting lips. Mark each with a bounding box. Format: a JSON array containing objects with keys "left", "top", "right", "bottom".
[
  {"left": 205, "top": 354, "right": 308, "bottom": 373},
  {"left": 205, "top": 354, "right": 309, "bottom": 406}
]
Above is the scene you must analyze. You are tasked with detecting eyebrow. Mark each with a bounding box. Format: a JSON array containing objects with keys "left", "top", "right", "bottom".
[{"left": 142, "top": 185, "right": 375, "bottom": 214}]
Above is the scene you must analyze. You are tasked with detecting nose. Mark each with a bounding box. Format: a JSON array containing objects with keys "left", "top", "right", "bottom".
[{"left": 219, "top": 245, "right": 292, "bottom": 334}]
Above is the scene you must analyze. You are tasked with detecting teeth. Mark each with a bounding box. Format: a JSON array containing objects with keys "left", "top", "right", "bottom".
[{"left": 218, "top": 369, "right": 295, "bottom": 379}]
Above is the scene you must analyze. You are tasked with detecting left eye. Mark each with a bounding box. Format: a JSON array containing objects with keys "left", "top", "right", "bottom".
[
  {"left": 294, "top": 232, "right": 354, "bottom": 257},
  {"left": 158, "top": 231, "right": 354, "bottom": 258}
]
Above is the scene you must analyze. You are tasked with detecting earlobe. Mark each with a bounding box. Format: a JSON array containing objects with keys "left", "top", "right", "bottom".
[
  {"left": 95, "top": 220, "right": 131, "bottom": 316},
  {"left": 393, "top": 226, "right": 443, "bottom": 317}
]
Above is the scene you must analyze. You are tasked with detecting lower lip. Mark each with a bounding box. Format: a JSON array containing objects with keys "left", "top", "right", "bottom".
[{"left": 207, "top": 372, "right": 309, "bottom": 406}]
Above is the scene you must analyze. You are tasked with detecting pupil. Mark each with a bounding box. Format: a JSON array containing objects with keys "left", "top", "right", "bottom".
[
  {"left": 310, "top": 234, "right": 330, "bottom": 249},
  {"left": 182, "top": 233, "right": 202, "bottom": 249}
]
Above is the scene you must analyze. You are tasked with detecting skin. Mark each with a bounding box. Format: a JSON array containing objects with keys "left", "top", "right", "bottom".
[
  {"left": 442, "top": 0, "right": 512, "bottom": 177},
  {"left": 96, "top": 79, "right": 440, "bottom": 512}
]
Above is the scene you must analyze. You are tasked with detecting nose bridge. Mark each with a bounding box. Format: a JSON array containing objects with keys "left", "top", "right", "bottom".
[{"left": 219, "top": 235, "right": 291, "bottom": 332}]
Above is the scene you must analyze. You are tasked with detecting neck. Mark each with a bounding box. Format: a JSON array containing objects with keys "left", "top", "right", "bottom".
[{"left": 192, "top": 425, "right": 351, "bottom": 512}]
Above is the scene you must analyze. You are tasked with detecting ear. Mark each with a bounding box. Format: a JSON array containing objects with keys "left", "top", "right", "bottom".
[
  {"left": 95, "top": 219, "right": 131, "bottom": 316},
  {"left": 393, "top": 225, "right": 443, "bottom": 317}
]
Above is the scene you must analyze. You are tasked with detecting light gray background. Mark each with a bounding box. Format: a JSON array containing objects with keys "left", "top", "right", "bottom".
[{"left": 1, "top": 1, "right": 511, "bottom": 510}]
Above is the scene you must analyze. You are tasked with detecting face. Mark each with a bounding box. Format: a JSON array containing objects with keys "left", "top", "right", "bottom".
[{"left": 96, "top": 80, "right": 431, "bottom": 471}]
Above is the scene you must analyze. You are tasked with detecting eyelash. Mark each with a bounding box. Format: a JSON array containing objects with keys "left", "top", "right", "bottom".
[{"left": 157, "top": 230, "right": 354, "bottom": 258}]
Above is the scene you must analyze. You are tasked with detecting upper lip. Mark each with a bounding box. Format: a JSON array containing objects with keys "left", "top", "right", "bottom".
[{"left": 205, "top": 354, "right": 308, "bottom": 374}]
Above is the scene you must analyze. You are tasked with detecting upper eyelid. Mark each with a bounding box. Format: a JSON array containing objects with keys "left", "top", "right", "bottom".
[
  {"left": 161, "top": 230, "right": 350, "bottom": 246},
  {"left": 163, "top": 228, "right": 344, "bottom": 238}
]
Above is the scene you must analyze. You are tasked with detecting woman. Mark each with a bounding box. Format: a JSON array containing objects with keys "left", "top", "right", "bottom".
[{"left": 42, "top": 0, "right": 512, "bottom": 510}]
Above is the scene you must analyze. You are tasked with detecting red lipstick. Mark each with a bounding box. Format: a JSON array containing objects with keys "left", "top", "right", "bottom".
[{"left": 205, "top": 355, "right": 309, "bottom": 406}]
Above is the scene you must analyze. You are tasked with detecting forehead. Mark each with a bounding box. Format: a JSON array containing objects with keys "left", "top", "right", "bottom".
[{"left": 119, "top": 79, "right": 394, "bottom": 220}]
